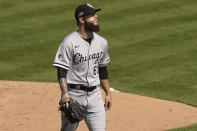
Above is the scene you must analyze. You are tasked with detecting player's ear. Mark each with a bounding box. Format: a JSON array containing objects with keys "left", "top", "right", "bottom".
[{"left": 79, "top": 17, "right": 85, "bottom": 24}]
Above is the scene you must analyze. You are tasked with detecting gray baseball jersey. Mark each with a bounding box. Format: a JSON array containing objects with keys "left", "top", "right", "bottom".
[{"left": 53, "top": 31, "right": 110, "bottom": 87}]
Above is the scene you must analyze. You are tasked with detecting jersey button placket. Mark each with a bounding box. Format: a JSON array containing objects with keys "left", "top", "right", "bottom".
[{"left": 86, "top": 43, "right": 91, "bottom": 87}]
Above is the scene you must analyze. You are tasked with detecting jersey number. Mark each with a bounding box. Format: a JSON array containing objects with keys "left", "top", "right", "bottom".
[{"left": 93, "top": 65, "right": 98, "bottom": 75}]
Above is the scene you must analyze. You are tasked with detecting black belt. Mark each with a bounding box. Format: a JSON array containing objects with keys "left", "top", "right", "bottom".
[{"left": 68, "top": 84, "right": 96, "bottom": 92}]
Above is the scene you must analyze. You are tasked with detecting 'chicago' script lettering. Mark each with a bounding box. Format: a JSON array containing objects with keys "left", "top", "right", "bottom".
[{"left": 73, "top": 52, "right": 103, "bottom": 64}]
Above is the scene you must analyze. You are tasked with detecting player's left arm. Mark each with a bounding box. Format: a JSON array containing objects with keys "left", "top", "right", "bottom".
[{"left": 99, "top": 66, "right": 112, "bottom": 111}]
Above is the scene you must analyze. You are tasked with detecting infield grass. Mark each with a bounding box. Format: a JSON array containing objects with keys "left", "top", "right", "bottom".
[
  {"left": 1, "top": 0, "right": 197, "bottom": 130},
  {"left": 167, "top": 124, "right": 197, "bottom": 131}
]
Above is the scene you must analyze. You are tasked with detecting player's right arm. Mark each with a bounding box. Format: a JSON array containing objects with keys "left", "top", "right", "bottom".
[
  {"left": 53, "top": 38, "right": 73, "bottom": 107},
  {"left": 58, "top": 67, "right": 70, "bottom": 108}
]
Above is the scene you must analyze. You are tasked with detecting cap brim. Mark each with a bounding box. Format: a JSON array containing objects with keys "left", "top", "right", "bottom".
[
  {"left": 95, "top": 8, "right": 101, "bottom": 12},
  {"left": 80, "top": 8, "right": 102, "bottom": 18}
]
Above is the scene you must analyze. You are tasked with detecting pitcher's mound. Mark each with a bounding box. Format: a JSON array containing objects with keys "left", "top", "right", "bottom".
[{"left": 0, "top": 80, "right": 197, "bottom": 131}]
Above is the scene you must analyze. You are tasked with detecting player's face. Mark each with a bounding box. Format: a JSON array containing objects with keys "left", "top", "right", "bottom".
[
  {"left": 84, "top": 13, "right": 100, "bottom": 32},
  {"left": 85, "top": 13, "right": 99, "bottom": 25}
]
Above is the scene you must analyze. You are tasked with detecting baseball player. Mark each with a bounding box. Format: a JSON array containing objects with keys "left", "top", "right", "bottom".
[{"left": 53, "top": 3, "right": 112, "bottom": 131}]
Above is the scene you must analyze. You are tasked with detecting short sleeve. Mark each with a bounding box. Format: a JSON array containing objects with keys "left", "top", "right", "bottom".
[
  {"left": 99, "top": 41, "right": 110, "bottom": 67},
  {"left": 53, "top": 39, "right": 72, "bottom": 70}
]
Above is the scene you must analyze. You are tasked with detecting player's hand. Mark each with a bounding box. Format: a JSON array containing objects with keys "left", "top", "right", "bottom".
[
  {"left": 61, "top": 93, "right": 70, "bottom": 108},
  {"left": 105, "top": 94, "right": 112, "bottom": 111}
]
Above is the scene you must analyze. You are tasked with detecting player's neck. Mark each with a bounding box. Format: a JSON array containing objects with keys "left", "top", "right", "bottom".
[{"left": 78, "top": 28, "right": 93, "bottom": 39}]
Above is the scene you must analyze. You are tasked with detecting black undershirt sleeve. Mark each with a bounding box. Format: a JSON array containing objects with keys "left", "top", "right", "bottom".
[
  {"left": 98, "top": 66, "right": 108, "bottom": 80},
  {"left": 57, "top": 67, "right": 68, "bottom": 79}
]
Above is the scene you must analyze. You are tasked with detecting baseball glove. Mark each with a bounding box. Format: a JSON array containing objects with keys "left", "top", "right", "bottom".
[{"left": 59, "top": 98, "right": 87, "bottom": 123}]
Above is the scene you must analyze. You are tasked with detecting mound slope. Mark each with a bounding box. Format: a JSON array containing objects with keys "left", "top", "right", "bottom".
[{"left": 0, "top": 80, "right": 197, "bottom": 131}]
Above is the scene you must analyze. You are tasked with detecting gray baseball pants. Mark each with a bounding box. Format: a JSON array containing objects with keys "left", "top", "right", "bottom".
[{"left": 60, "top": 86, "right": 106, "bottom": 131}]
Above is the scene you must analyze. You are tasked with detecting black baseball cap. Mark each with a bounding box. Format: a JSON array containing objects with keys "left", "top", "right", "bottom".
[{"left": 75, "top": 3, "right": 101, "bottom": 19}]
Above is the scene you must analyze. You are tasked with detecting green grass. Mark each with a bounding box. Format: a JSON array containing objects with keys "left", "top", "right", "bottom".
[
  {"left": 167, "top": 124, "right": 197, "bottom": 131},
  {"left": 1, "top": 0, "right": 197, "bottom": 130}
]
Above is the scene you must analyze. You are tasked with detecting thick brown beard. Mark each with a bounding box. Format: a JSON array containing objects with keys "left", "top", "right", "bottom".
[{"left": 84, "top": 20, "right": 100, "bottom": 32}]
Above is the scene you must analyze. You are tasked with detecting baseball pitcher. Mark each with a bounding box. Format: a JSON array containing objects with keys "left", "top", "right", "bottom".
[{"left": 53, "top": 3, "right": 112, "bottom": 131}]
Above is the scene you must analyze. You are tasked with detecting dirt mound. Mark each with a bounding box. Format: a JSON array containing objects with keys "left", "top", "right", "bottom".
[{"left": 0, "top": 80, "right": 197, "bottom": 131}]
